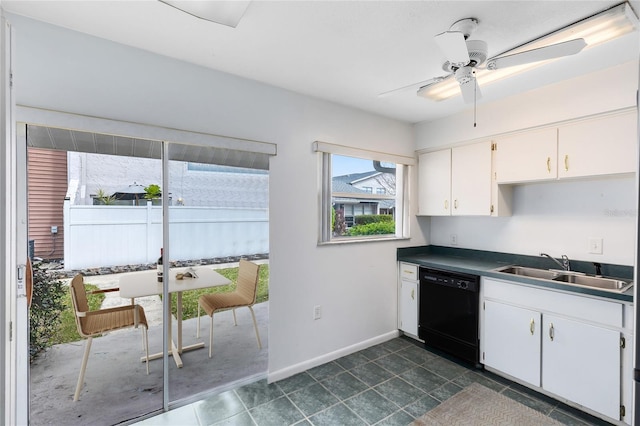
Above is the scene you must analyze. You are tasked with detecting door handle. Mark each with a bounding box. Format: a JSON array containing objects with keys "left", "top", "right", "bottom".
[
  {"left": 411, "top": 289, "right": 415, "bottom": 300},
  {"left": 564, "top": 155, "right": 569, "bottom": 172},
  {"left": 529, "top": 318, "right": 535, "bottom": 335},
  {"left": 454, "top": 199, "right": 458, "bottom": 210},
  {"left": 549, "top": 323, "right": 555, "bottom": 341},
  {"left": 546, "top": 157, "right": 551, "bottom": 173},
  {"left": 444, "top": 200, "right": 448, "bottom": 210}
]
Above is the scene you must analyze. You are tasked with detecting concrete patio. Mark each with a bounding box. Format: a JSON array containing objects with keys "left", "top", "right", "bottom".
[{"left": 29, "top": 266, "right": 269, "bottom": 426}]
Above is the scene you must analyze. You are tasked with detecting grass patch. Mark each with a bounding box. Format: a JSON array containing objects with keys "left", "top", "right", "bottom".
[
  {"left": 171, "top": 264, "right": 269, "bottom": 320},
  {"left": 53, "top": 283, "right": 105, "bottom": 345}
]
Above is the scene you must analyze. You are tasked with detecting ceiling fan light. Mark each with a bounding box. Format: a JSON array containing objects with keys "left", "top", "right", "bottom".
[
  {"left": 418, "top": 2, "right": 638, "bottom": 102},
  {"left": 417, "top": 80, "right": 460, "bottom": 102}
]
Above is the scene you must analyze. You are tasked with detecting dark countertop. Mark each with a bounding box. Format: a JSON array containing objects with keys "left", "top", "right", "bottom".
[{"left": 398, "top": 246, "right": 634, "bottom": 303}]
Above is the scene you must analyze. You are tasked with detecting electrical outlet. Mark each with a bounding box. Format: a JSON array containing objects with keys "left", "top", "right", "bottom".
[
  {"left": 450, "top": 234, "right": 458, "bottom": 246},
  {"left": 588, "top": 237, "right": 603, "bottom": 254},
  {"left": 313, "top": 305, "right": 322, "bottom": 320},
  {"left": 51, "top": 226, "right": 58, "bottom": 234}
]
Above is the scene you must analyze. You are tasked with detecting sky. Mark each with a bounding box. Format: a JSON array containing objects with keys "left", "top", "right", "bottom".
[{"left": 332, "top": 155, "right": 379, "bottom": 177}]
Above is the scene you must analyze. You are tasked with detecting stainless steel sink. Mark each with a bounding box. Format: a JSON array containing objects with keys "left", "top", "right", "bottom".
[
  {"left": 552, "top": 273, "right": 633, "bottom": 292},
  {"left": 493, "top": 266, "right": 560, "bottom": 280},
  {"left": 492, "top": 265, "right": 633, "bottom": 293}
]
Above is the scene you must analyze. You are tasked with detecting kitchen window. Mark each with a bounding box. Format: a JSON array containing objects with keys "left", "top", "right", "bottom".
[{"left": 314, "top": 141, "right": 413, "bottom": 244}]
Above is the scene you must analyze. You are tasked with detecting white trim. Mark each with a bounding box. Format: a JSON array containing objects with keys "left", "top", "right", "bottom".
[
  {"left": 17, "top": 106, "right": 277, "bottom": 156},
  {"left": 313, "top": 141, "right": 415, "bottom": 166},
  {"left": 266, "top": 330, "right": 399, "bottom": 383}
]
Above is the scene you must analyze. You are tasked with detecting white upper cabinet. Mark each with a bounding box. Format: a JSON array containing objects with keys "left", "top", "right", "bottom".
[
  {"left": 418, "top": 149, "right": 451, "bottom": 216},
  {"left": 451, "top": 141, "right": 492, "bottom": 215},
  {"left": 416, "top": 109, "right": 636, "bottom": 217},
  {"left": 494, "top": 128, "right": 558, "bottom": 183},
  {"left": 558, "top": 111, "right": 637, "bottom": 179},
  {"left": 418, "top": 141, "right": 492, "bottom": 216}
]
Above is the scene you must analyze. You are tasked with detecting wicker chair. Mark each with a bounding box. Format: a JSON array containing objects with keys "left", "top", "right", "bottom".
[
  {"left": 197, "top": 259, "right": 262, "bottom": 358},
  {"left": 69, "top": 274, "right": 149, "bottom": 401}
]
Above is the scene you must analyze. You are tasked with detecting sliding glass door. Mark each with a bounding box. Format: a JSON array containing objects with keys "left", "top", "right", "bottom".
[
  {"left": 166, "top": 143, "right": 270, "bottom": 403},
  {"left": 21, "top": 118, "right": 273, "bottom": 423}
]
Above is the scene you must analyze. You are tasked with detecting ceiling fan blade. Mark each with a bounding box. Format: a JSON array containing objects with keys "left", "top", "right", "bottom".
[
  {"left": 416, "top": 74, "right": 456, "bottom": 99},
  {"left": 459, "top": 77, "right": 482, "bottom": 104},
  {"left": 486, "top": 38, "right": 586, "bottom": 71},
  {"left": 378, "top": 76, "right": 448, "bottom": 98},
  {"left": 434, "top": 31, "right": 470, "bottom": 66}
]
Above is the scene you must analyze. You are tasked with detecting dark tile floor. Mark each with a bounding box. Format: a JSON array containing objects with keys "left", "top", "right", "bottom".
[{"left": 137, "top": 336, "right": 612, "bottom": 425}]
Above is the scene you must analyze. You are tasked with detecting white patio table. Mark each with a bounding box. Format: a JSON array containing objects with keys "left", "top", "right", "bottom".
[{"left": 118, "top": 266, "right": 231, "bottom": 368}]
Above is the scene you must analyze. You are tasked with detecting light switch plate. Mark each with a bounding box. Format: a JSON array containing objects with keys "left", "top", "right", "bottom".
[{"left": 588, "top": 237, "right": 603, "bottom": 254}]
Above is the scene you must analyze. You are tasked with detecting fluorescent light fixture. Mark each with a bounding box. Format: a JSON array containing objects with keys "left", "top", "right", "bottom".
[
  {"left": 159, "top": 1, "right": 251, "bottom": 28},
  {"left": 418, "top": 2, "right": 639, "bottom": 102}
]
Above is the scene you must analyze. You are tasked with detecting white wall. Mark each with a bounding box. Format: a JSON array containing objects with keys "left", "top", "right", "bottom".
[
  {"left": 67, "top": 152, "right": 269, "bottom": 208},
  {"left": 8, "top": 13, "right": 426, "bottom": 381},
  {"left": 415, "top": 61, "right": 639, "bottom": 265}
]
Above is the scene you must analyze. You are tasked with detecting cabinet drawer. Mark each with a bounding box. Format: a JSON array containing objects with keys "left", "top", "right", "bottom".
[
  {"left": 399, "top": 263, "right": 418, "bottom": 281},
  {"left": 483, "top": 278, "right": 623, "bottom": 328}
]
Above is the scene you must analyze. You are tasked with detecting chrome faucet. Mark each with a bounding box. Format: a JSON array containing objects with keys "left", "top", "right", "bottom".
[{"left": 540, "top": 253, "right": 571, "bottom": 271}]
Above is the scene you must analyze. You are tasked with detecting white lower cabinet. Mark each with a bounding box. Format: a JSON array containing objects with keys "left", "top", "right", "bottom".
[
  {"left": 483, "top": 300, "right": 541, "bottom": 387},
  {"left": 541, "top": 314, "right": 620, "bottom": 420},
  {"left": 398, "top": 263, "right": 419, "bottom": 337},
  {"left": 482, "top": 278, "right": 628, "bottom": 423}
]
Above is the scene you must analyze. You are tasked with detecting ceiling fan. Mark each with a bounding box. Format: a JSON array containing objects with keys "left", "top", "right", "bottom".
[{"left": 380, "top": 18, "right": 586, "bottom": 103}]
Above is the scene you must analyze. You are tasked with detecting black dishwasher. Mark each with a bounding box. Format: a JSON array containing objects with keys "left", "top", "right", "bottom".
[{"left": 419, "top": 267, "right": 480, "bottom": 365}]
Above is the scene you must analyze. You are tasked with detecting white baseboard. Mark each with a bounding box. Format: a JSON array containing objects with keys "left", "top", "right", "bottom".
[{"left": 267, "top": 330, "right": 400, "bottom": 383}]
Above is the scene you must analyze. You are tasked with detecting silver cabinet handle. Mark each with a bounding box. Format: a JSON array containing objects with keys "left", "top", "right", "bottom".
[
  {"left": 411, "top": 289, "right": 415, "bottom": 300},
  {"left": 549, "top": 323, "right": 555, "bottom": 341},
  {"left": 530, "top": 318, "right": 535, "bottom": 335}
]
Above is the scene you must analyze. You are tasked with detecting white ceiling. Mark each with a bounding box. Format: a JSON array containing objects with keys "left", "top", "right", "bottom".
[{"left": 4, "top": 1, "right": 640, "bottom": 124}]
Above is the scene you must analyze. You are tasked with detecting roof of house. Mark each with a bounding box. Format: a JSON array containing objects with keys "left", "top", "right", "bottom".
[{"left": 332, "top": 171, "right": 380, "bottom": 194}]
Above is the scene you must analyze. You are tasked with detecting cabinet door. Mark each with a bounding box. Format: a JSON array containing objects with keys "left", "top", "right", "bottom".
[
  {"left": 494, "top": 127, "right": 557, "bottom": 183},
  {"left": 542, "top": 314, "right": 620, "bottom": 420},
  {"left": 558, "top": 111, "right": 637, "bottom": 178},
  {"left": 451, "top": 141, "right": 492, "bottom": 215},
  {"left": 484, "top": 300, "right": 541, "bottom": 387},
  {"left": 399, "top": 279, "right": 419, "bottom": 336},
  {"left": 418, "top": 150, "right": 451, "bottom": 216}
]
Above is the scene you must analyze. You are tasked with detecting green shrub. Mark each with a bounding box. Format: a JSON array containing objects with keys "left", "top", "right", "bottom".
[
  {"left": 29, "top": 263, "right": 66, "bottom": 361},
  {"left": 354, "top": 214, "right": 393, "bottom": 225},
  {"left": 347, "top": 221, "right": 395, "bottom": 236}
]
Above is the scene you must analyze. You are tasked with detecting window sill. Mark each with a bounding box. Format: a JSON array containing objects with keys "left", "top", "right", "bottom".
[{"left": 318, "top": 235, "right": 411, "bottom": 246}]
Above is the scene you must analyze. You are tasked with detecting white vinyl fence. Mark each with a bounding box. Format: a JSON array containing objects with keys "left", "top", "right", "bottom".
[{"left": 63, "top": 200, "right": 268, "bottom": 269}]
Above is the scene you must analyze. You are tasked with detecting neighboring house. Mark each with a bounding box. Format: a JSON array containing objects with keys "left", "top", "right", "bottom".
[
  {"left": 332, "top": 171, "right": 395, "bottom": 227},
  {"left": 27, "top": 150, "right": 269, "bottom": 263},
  {"left": 27, "top": 148, "right": 67, "bottom": 260}
]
